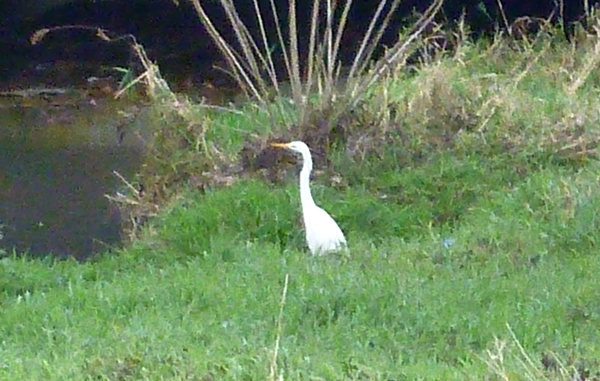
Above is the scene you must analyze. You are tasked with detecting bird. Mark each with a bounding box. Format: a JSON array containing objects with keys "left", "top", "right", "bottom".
[{"left": 270, "top": 141, "right": 347, "bottom": 255}]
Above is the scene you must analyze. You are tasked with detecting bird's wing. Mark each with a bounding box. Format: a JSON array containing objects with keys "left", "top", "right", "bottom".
[{"left": 304, "top": 206, "right": 346, "bottom": 254}]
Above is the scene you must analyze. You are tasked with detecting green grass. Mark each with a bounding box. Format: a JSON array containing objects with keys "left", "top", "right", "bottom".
[
  {"left": 3, "top": 161, "right": 600, "bottom": 380},
  {"left": 4, "top": 30, "right": 600, "bottom": 379}
]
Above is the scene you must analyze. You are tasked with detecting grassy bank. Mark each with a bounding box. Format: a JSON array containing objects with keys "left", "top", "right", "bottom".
[
  {"left": 3, "top": 166, "right": 600, "bottom": 380},
  {"left": 3, "top": 22, "right": 600, "bottom": 380}
]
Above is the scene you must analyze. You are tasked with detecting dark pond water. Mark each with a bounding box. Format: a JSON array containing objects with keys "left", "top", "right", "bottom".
[{"left": 0, "top": 91, "right": 150, "bottom": 260}]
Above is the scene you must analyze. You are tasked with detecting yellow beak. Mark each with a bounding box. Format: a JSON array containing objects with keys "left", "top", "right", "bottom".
[{"left": 270, "top": 143, "right": 290, "bottom": 149}]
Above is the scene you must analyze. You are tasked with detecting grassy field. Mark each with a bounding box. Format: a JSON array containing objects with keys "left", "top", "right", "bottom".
[{"left": 3, "top": 25, "right": 600, "bottom": 380}]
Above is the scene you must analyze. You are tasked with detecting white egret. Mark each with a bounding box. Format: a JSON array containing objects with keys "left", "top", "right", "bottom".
[{"left": 271, "top": 141, "right": 347, "bottom": 255}]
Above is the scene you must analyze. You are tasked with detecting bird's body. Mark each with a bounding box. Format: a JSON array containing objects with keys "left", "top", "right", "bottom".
[
  {"left": 302, "top": 203, "right": 347, "bottom": 255},
  {"left": 271, "top": 141, "right": 347, "bottom": 255}
]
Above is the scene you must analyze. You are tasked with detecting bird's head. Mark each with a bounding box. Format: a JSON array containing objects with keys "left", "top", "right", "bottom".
[{"left": 271, "top": 141, "right": 311, "bottom": 157}]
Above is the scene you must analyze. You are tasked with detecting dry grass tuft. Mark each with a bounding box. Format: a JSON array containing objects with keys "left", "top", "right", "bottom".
[
  {"left": 332, "top": 15, "right": 600, "bottom": 168},
  {"left": 482, "top": 325, "right": 600, "bottom": 381},
  {"left": 189, "top": 0, "right": 443, "bottom": 131}
]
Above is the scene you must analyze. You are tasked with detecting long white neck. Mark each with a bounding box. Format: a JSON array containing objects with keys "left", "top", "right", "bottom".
[{"left": 299, "top": 152, "right": 316, "bottom": 209}]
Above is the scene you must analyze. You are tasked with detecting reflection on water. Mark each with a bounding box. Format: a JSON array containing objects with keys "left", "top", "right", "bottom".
[
  {"left": 0, "top": 146, "right": 142, "bottom": 259},
  {"left": 0, "top": 94, "right": 148, "bottom": 259}
]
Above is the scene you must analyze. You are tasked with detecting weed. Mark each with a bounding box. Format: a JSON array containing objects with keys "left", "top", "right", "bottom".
[{"left": 190, "top": 0, "right": 443, "bottom": 130}]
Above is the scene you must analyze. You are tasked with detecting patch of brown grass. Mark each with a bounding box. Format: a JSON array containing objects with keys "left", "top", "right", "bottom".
[
  {"left": 326, "top": 19, "right": 600, "bottom": 169},
  {"left": 483, "top": 325, "right": 600, "bottom": 381}
]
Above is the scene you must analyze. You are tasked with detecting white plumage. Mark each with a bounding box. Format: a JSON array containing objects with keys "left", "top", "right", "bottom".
[{"left": 271, "top": 141, "right": 347, "bottom": 255}]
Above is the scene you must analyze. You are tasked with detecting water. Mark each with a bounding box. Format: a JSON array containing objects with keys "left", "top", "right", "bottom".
[{"left": 0, "top": 91, "right": 149, "bottom": 259}]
